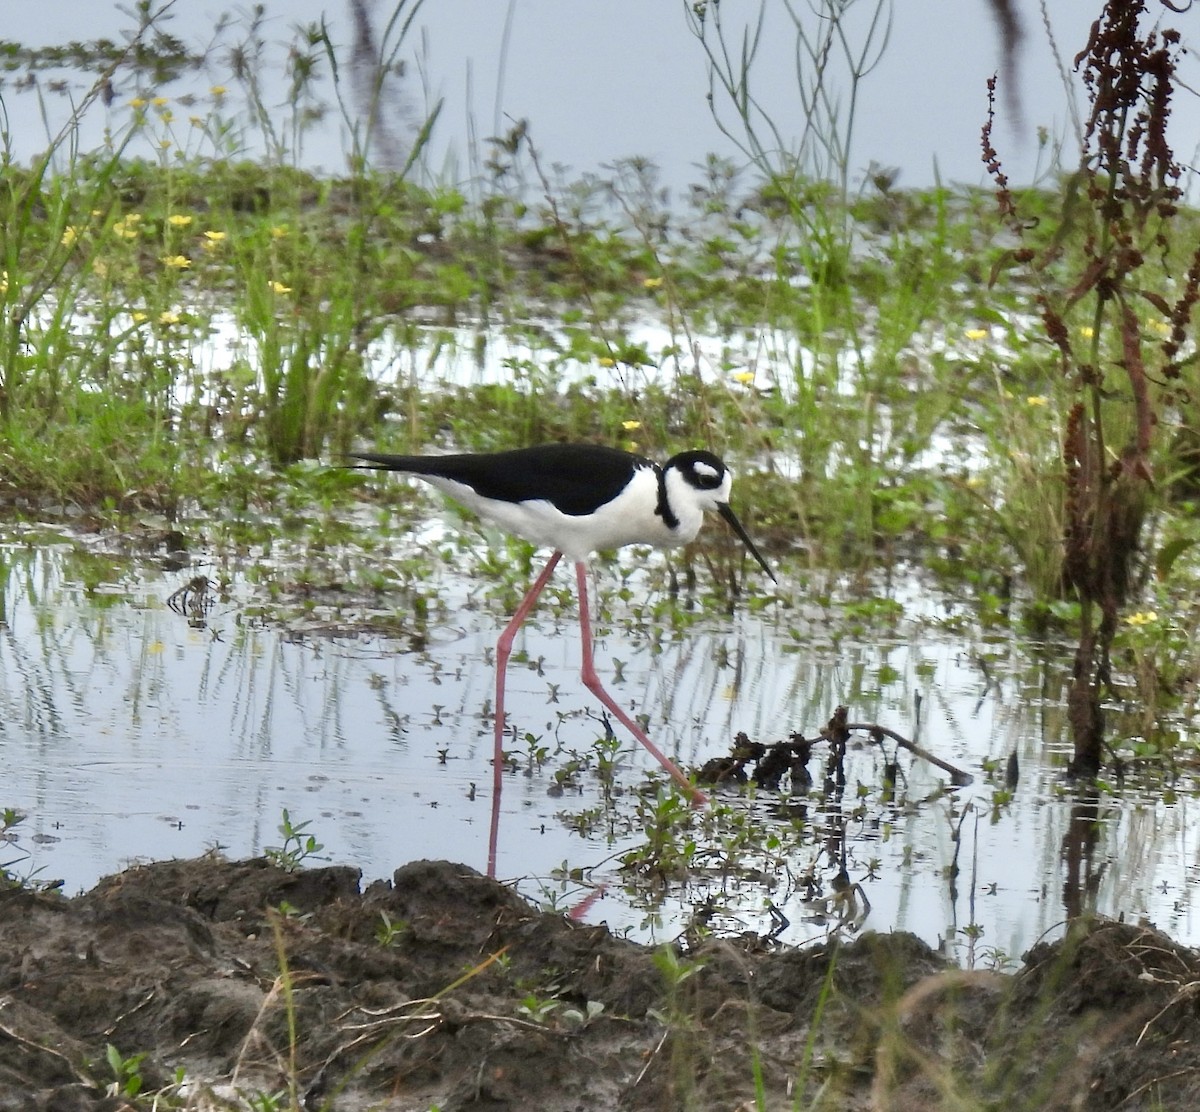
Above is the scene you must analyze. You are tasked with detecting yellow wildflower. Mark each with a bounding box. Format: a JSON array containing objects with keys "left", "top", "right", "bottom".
[
  {"left": 1079, "top": 325, "right": 1095, "bottom": 339},
  {"left": 158, "top": 310, "right": 181, "bottom": 325},
  {"left": 203, "top": 230, "right": 226, "bottom": 242},
  {"left": 269, "top": 224, "right": 289, "bottom": 239},
  {"left": 161, "top": 254, "right": 191, "bottom": 269},
  {"left": 189, "top": 115, "right": 204, "bottom": 127},
  {"left": 129, "top": 97, "right": 147, "bottom": 109},
  {"left": 61, "top": 226, "right": 79, "bottom": 247},
  {"left": 167, "top": 214, "right": 193, "bottom": 228},
  {"left": 131, "top": 310, "right": 148, "bottom": 323},
  {"left": 642, "top": 276, "right": 664, "bottom": 289},
  {"left": 1125, "top": 610, "right": 1158, "bottom": 626},
  {"left": 92, "top": 258, "right": 108, "bottom": 278},
  {"left": 151, "top": 96, "right": 169, "bottom": 107},
  {"left": 598, "top": 356, "right": 615, "bottom": 367},
  {"left": 1148, "top": 318, "right": 1172, "bottom": 336},
  {"left": 0, "top": 271, "right": 7, "bottom": 296},
  {"left": 1026, "top": 395, "right": 1048, "bottom": 407},
  {"left": 210, "top": 85, "right": 228, "bottom": 97},
  {"left": 964, "top": 328, "right": 989, "bottom": 341},
  {"left": 269, "top": 280, "right": 292, "bottom": 294},
  {"left": 733, "top": 370, "right": 756, "bottom": 384},
  {"left": 622, "top": 420, "right": 642, "bottom": 431},
  {"left": 158, "top": 109, "right": 174, "bottom": 124}
]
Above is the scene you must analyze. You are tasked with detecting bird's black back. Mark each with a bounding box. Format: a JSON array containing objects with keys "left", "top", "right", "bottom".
[{"left": 350, "top": 444, "right": 656, "bottom": 516}]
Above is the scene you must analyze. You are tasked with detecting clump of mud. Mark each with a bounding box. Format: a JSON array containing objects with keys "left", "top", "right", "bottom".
[{"left": 1, "top": 855, "right": 1197, "bottom": 1110}]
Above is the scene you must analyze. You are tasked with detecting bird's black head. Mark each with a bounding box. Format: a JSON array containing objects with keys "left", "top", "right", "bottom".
[
  {"left": 665, "top": 450, "right": 729, "bottom": 493},
  {"left": 662, "top": 450, "right": 776, "bottom": 583}
]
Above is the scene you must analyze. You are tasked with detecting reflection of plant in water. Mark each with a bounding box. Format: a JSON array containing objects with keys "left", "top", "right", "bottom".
[{"left": 591, "top": 694, "right": 1022, "bottom": 955}]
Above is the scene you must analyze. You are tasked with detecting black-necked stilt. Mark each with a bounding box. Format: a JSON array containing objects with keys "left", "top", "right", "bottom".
[{"left": 349, "top": 443, "right": 776, "bottom": 874}]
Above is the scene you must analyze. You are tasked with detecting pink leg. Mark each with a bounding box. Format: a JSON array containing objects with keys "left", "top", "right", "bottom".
[
  {"left": 575, "top": 561, "right": 708, "bottom": 806},
  {"left": 488, "top": 550, "right": 563, "bottom": 878}
]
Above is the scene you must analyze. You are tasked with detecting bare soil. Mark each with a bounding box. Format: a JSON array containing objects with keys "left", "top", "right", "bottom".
[{"left": 2, "top": 855, "right": 1199, "bottom": 1110}]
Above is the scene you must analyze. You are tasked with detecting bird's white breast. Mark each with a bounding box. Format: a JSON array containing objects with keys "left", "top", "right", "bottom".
[{"left": 422, "top": 466, "right": 704, "bottom": 561}]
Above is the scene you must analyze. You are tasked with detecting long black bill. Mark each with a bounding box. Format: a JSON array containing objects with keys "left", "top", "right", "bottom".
[{"left": 717, "top": 503, "right": 777, "bottom": 583}]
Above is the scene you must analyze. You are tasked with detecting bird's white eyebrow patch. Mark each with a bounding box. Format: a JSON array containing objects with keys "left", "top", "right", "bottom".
[{"left": 694, "top": 461, "right": 720, "bottom": 480}]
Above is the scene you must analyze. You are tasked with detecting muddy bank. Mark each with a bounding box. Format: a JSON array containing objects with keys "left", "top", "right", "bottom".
[{"left": 1, "top": 855, "right": 1197, "bottom": 1110}]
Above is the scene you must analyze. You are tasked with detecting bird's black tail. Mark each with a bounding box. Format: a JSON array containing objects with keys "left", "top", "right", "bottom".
[{"left": 346, "top": 452, "right": 437, "bottom": 474}]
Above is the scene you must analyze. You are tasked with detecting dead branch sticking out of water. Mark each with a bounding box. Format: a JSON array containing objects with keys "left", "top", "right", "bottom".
[{"left": 698, "top": 704, "right": 974, "bottom": 789}]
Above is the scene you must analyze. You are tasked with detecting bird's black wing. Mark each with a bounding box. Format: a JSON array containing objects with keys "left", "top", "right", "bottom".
[{"left": 349, "top": 444, "right": 656, "bottom": 516}]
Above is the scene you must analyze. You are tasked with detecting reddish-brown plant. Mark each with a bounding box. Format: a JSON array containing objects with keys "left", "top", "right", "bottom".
[{"left": 985, "top": 1, "right": 1200, "bottom": 776}]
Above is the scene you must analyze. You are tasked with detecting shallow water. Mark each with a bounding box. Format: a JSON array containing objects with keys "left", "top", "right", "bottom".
[{"left": 2, "top": 524, "right": 1196, "bottom": 965}]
